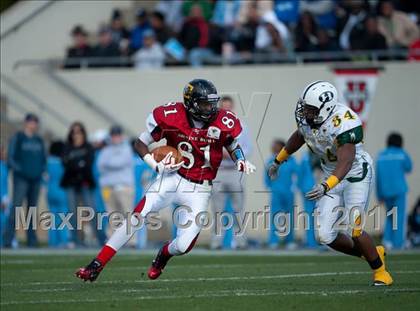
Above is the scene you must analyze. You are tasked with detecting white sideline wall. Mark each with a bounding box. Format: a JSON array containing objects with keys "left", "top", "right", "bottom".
[{"left": 2, "top": 62, "right": 419, "bottom": 242}]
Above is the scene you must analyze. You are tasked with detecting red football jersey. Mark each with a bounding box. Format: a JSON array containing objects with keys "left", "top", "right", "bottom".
[{"left": 146, "top": 102, "right": 242, "bottom": 181}]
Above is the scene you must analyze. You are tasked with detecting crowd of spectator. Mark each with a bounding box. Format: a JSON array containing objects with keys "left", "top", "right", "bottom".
[{"left": 65, "top": 0, "right": 420, "bottom": 68}]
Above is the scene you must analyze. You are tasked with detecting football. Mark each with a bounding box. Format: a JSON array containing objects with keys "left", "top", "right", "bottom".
[{"left": 151, "top": 145, "right": 183, "bottom": 163}]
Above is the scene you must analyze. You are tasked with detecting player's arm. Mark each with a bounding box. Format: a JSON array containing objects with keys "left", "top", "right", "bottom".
[
  {"left": 306, "top": 124, "right": 362, "bottom": 201},
  {"left": 268, "top": 130, "right": 305, "bottom": 179},
  {"left": 135, "top": 113, "right": 183, "bottom": 174},
  {"left": 331, "top": 143, "right": 355, "bottom": 181},
  {"left": 225, "top": 137, "right": 256, "bottom": 175}
]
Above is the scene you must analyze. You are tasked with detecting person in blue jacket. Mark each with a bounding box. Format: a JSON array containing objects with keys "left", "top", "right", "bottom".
[
  {"left": 376, "top": 132, "right": 413, "bottom": 249},
  {"left": 297, "top": 151, "right": 318, "bottom": 248},
  {"left": 0, "top": 145, "right": 9, "bottom": 247},
  {"left": 265, "top": 139, "right": 299, "bottom": 249},
  {"left": 46, "top": 141, "right": 69, "bottom": 248},
  {"left": 4, "top": 113, "right": 46, "bottom": 248}
]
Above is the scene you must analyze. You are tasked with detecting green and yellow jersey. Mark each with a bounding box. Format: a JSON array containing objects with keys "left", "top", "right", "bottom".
[{"left": 298, "top": 103, "right": 372, "bottom": 181}]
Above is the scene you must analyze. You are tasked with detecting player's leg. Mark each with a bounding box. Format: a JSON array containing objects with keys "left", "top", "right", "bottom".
[
  {"left": 75, "top": 174, "right": 177, "bottom": 282},
  {"left": 148, "top": 179, "right": 212, "bottom": 279},
  {"left": 314, "top": 186, "right": 364, "bottom": 256},
  {"left": 344, "top": 168, "right": 393, "bottom": 286}
]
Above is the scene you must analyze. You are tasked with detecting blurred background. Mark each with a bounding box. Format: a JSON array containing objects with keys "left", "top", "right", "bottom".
[{"left": 0, "top": 0, "right": 419, "bottom": 251}]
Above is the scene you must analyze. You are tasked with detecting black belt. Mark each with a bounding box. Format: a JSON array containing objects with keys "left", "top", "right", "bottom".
[{"left": 178, "top": 172, "right": 213, "bottom": 185}]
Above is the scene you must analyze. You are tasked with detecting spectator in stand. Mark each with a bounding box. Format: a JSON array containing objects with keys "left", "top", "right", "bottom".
[
  {"left": 300, "top": 0, "right": 337, "bottom": 30},
  {"left": 256, "top": 10, "right": 291, "bottom": 54},
  {"left": 294, "top": 11, "right": 319, "bottom": 52},
  {"left": 357, "top": 15, "right": 388, "bottom": 50},
  {"left": 150, "top": 11, "right": 172, "bottom": 44},
  {"left": 337, "top": 0, "right": 368, "bottom": 50},
  {"left": 97, "top": 126, "right": 134, "bottom": 234},
  {"left": 4, "top": 113, "right": 46, "bottom": 248},
  {"left": 109, "top": 9, "right": 130, "bottom": 45},
  {"left": 230, "top": 1, "right": 260, "bottom": 57},
  {"left": 273, "top": 0, "right": 300, "bottom": 27},
  {"left": 61, "top": 122, "right": 106, "bottom": 247},
  {"left": 130, "top": 9, "right": 151, "bottom": 52},
  {"left": 134, "top": 29, "right": 165, "bottom": 69},
  {"left": 237, "top": 0, "right": 272, "bottom": 25},
  {"left": 109, "top": 9, "right": 130, "bottom": 54},
  {"left": 46, "top": 141, "right": 69, "bottom": 248},
  {"left": 316, "top": 28, "right": 339, "bottom": 51},
  {"left": 179, "top": 4, "right": 214, "bottom": 67},
  {"left": 212, "top": 0, "right": 242, "bottom": 28},
  {"left": 182, "top": 0, "right": 213, "bottom": 21},
  {"left": 92, "top": 27, "right": 121, "bottom": 58},
  {"left": 65, "top": 25, "right": 92, "bottom": 68},
  {"left": 155, "top": 0, "right": 184, "bottom": 33},
  {"left": 377, "top": 0, "right": 420, "bottom": 49}
]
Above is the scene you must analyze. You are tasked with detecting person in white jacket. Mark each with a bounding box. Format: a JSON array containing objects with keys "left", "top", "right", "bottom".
[{"left": 97, "top": 125, "right": 134, "bottom": 224}]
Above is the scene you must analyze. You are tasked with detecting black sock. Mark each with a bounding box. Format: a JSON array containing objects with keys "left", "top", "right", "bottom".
[{"left": 368, "top": 256, "right": 383, "bottom": 270}]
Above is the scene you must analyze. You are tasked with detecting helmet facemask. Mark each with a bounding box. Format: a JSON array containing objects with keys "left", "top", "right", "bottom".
[
  {"left": 295, "top": 99, "right": 323, "bottom": 127},
  {"left": 190, "top": 94, "right": 220, "bottom": 122}
]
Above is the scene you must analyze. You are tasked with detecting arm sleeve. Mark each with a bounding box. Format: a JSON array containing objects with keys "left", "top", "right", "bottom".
[
  {"left": 224, "top": 113, "right": 243, "bottom": 149},
  {"left": 334, "top": 112, "right": 364, "bottom": 147},
  {"left": 145, "top": 112, "right": 164, "bottom": 142}
]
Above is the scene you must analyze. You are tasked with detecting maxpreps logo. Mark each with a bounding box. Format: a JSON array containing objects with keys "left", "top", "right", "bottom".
[{"left": 318, "top": 91, "right": 334, "bottom": 103}]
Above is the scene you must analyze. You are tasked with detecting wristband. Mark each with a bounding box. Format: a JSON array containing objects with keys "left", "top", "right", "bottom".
[
  {"left": 143, "top": 153, "right": 158, "bottom": 172},
  {"left": 275, "top": 147, "right": 289, "bottom": 164},
  {"left": 232, "top": 148, "right": 245, "bottom": 163},
  {"left": 325, "top": 175, "right": 340, "bottom": 191}
]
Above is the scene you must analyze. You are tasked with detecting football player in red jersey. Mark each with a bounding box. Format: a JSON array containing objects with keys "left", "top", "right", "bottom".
[{"left": 76, "top": 79, "right": 256, "bottom": 282}]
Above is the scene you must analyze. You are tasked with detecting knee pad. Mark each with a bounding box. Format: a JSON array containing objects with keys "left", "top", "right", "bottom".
[
  {"left": 316, "top": 228, "right": 337, "bottom": 245},
  {"left": 351, "top": 212, "right": 363, "bottom": 238},
  {"left": 170, "top": 234, "right": 199, "bottom": 255}
]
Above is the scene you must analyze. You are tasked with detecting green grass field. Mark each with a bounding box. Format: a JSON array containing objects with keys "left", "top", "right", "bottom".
[{"left": 1, "top": 250, "right": 419, "bottom": 310}]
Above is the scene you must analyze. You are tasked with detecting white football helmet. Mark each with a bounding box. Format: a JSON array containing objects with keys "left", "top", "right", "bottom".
[{"left": 295, "top": 81, "right": 338, "bottom": 127}]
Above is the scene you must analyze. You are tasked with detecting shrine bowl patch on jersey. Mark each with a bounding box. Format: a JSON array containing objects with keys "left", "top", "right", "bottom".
[
  {"left": 151, "top": 145, "right": 183, "bottom": 163},
  {"left": 207, "top": 126, "right": 221, "bottom": 139}
]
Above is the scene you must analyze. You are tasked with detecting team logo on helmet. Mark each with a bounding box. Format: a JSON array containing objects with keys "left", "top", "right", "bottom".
[
  {"left": 183, "top": 84, "right": 194, "bottom": 99},
  {"left": 318, "top": 91, "right": 334, "bottom": 103}
]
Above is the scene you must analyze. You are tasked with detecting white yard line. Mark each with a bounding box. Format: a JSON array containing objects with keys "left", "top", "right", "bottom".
[
  {"left": 1, "top": 288, "right": 419, "bottom": 306},
  {"left": 1, "top": 270, "right": 419, "bottom": 288}
]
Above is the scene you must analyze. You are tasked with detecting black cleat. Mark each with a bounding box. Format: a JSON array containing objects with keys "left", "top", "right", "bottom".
[{"left": 75, "top": 259, "right": 103, "bottom": 282}]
